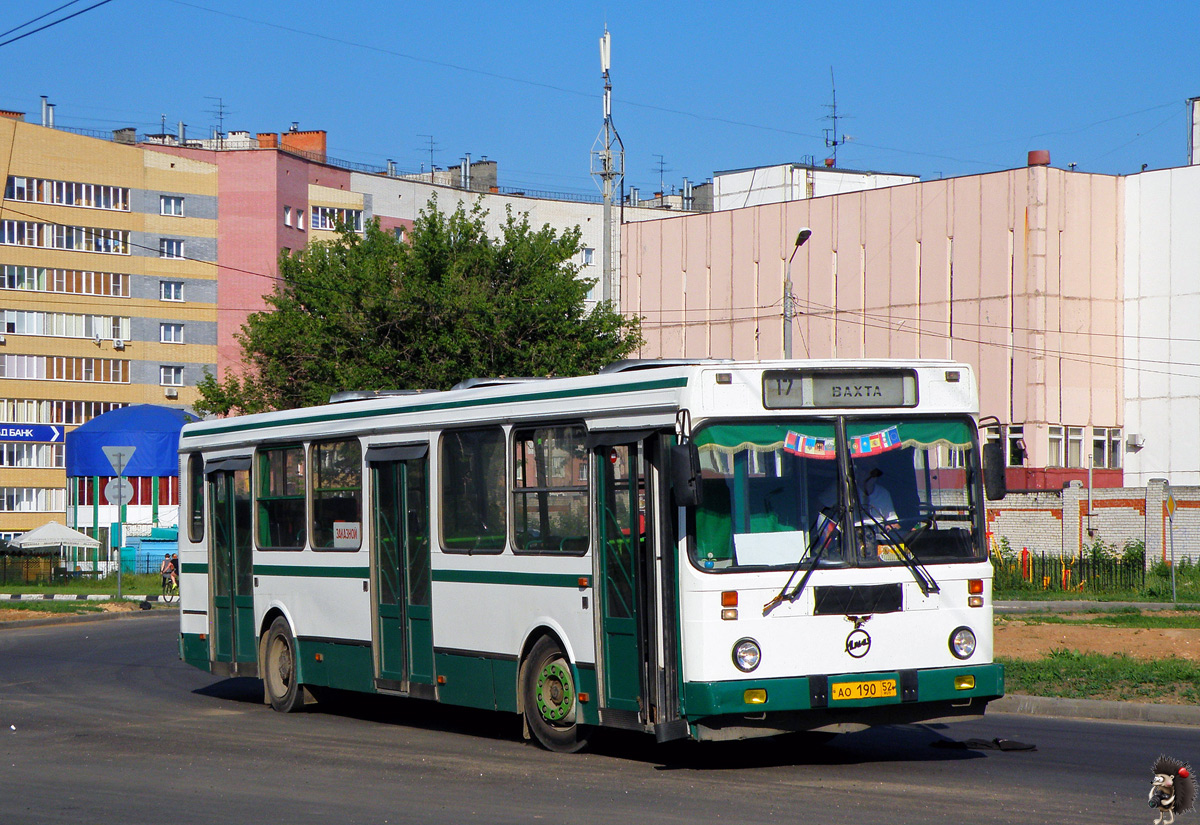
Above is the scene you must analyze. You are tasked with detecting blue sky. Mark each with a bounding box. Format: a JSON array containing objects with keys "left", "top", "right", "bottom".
[{"left": 4, "top": 1, "right": 1199, "bottom": 197}]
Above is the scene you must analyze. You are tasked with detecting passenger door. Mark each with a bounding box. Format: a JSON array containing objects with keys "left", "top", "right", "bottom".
[
  {"left": 595, "top": 438, "right": 652, "bottom": 717},
  {"left": 209, "top": 461, "right": 256, "bottom": 673},
  {"left": 370, "top": 445, "right": 434, "bottom": 694}
]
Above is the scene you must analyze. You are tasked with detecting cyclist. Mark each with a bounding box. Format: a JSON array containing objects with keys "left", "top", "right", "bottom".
[{"left": 160, "top": 553, "right": 176, "bottom": 589}]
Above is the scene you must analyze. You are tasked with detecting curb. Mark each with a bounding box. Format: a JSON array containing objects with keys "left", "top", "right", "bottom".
[{"left": 990, "top": 693, "right": 1200, "bottom": 727}]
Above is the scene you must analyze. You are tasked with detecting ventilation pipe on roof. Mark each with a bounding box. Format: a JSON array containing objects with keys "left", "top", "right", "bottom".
[
  {"left": 41, "top": 96, "right": 48, "bottom": 127},
  {"left": 47, "top": 103, "right": 55, "bottom": 129},
  {"left": 178, "top": 121, "right": 186, "bottom": 145},
  {"left": 1027, "top": 150, "right": 1051, "bottom": 167}
]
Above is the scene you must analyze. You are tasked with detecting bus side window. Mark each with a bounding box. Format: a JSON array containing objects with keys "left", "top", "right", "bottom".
[
  {"left": 311, "top": 439, "right": 362, "bottom": 550},
  {"left": 441, "top": 428, "right": 506, "bottom": 553}
]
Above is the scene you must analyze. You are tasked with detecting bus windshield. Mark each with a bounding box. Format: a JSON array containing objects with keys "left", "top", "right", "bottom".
[{"left": 691, "top": 417, "right": 984, "bottom": 571}]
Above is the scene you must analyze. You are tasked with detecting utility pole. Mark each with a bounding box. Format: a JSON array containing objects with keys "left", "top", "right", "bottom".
[{"left": 591, "top": 28, "right": 624, "bottom": 305}]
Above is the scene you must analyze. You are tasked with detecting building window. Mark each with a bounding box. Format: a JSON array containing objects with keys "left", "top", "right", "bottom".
[
  {"left": 0, "top": 355, "right": 128, "bottom": 383},
  {"left": 393, "top": 226, "right": 405, "bottom": 241},
  {"left": 160, "top": 280, "right": 184, "bottom": 302},
  {"left": 0, "top": 487, "right": 66, "bottom": 512},
  {"left": 1067, "top": 427, "right": 1084, "bottom": 468},
  {"left": 297, "top": 209, "right": 305, "bottom": 231},
  {"left": 1, "top": 220, "right": 128, "bottom": 253},
  {"left": 1093, "top": 427, "right": 1122, "bottom": 469},
  {"left": 2, "top": 266, "right": 129, "bottom": 298},
  {"left": 3, "top": 310, "right": 128, "bottom": 341},
  {"left": 5, "top": 176, "right": 129, "bottom": 211},
  {"left": 310, "top": 206, "right": 363, "bottom": 232},
  {"left": 160, "top": 196, "right": 184, "bottom": 216},
  {"left": 160, "top": 323, "right": 184, "bottom": 344},
  {"left": 1048, "top": 426, "right": 1063, "bottom": 468},
  {"left": 160, "top": 365, "right": 183, "bottom": 386},
  {"left": 582, "top": 247, "right": 595, "bottom": 266},
  {"left": 159, "top": 239, "right": 184, "bottom": 259},
  {"left": 283, "top": 206, "right": 292, "bottom": 227},
  {"left": 1007, "top": 425, "right": 1025, "bottom": 467}
]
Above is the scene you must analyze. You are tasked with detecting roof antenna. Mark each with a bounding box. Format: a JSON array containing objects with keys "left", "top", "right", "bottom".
[{"left": 823, "top": 68, "right": 853, "bottom": 166}]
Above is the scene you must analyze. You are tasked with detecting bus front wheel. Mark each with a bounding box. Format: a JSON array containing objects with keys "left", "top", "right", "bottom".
[
  {"left": 522, "top": 636, "right": 588, "bottom": 753},
  {"left": 263, "top": 617, "right": 304, "bottom": 713}
]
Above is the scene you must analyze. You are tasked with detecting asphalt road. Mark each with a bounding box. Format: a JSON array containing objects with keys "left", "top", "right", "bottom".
[{"left": 0, "top": 613, "right": 1193, "bottom": 825}]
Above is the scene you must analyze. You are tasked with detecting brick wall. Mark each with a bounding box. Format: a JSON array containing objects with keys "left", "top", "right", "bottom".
[{"left": 986, "top": 479, "right": 1199, "bottom": 566}]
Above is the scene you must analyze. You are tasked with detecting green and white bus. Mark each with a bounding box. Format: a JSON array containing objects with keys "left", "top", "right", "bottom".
[{"left": 177, "top": 359, "right": 1003, "bottom": 751}]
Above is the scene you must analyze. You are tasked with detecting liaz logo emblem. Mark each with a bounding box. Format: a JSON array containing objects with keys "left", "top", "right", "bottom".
[{"left": 844, "top": 615, "right": 872, "bottom": 658}]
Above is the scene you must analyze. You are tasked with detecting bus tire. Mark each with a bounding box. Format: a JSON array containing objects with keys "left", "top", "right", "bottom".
[
  {"left": 522, "top": 636, "right": 588, "bottom": 753},
  {"left": 263, "top": 617, "right": 304, "bottom": 713}
]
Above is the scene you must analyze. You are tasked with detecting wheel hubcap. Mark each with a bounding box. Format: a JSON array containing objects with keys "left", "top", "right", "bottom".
[{"left": 535, "top": 661, "right": 574, "bottom": 722}]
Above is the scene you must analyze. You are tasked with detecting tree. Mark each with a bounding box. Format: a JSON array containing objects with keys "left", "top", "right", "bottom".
[{"left": 195, "top": 200, "right": 643, "bottom": 416}]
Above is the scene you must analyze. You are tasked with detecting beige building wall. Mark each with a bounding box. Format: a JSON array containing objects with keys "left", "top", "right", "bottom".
[
  {"left": 0, "top": 117, "right": 217, "bottom": 534},
  {"left": 624, "top": 165, "right": 1124, "bottom": 487}
]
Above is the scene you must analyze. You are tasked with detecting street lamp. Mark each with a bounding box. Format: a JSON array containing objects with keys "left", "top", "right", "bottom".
[{"left": 783, "top": 227, "right": 812, "bottom": 359}]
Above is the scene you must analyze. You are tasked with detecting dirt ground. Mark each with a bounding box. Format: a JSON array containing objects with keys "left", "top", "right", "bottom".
[
  {"left": 0, "top": 600, "right": 140, "bottom": 623},
  {"left": 995, "top": 613, "right": 1200, "bottom": 661}
]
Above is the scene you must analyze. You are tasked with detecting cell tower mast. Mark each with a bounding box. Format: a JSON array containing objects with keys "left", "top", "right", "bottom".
[{"left": 591, "top": 28, "right": 624, "bottom": 305}]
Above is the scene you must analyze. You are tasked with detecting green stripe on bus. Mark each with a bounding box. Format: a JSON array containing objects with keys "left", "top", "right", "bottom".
[
  {"left": 253, "top": 565, "right": 369, "bottom": 579},
  {"left": 432, "top": 569, "right": 587, "bottom": 588},
  {"left": 180, "top": 562, "right": 208, "bottom": 574},
  {"left": 180, "top": 376, "right": 688, "bottom": 440}
]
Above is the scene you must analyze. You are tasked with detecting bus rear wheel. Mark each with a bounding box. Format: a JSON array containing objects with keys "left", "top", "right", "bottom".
[
  {"left": 522, "top": 636, "right": 588, "bottom": 753},
  {"left": 263, "top": 617, "right": 304, "bottom": 713}
]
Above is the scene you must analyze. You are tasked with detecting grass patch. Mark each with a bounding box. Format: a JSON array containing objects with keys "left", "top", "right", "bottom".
[
  {"left": 998, "top": 607, "right": 1200, "bottom": 629},
  {"left": 1000, "top": 650, "right": 1200, "bottom": 704},
  {"left": 0, "top": 573, "right": 163, "bottom": 595}
]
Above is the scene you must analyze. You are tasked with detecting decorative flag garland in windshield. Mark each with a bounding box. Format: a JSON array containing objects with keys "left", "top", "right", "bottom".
[{"left": 783, "top": 426, "right": 902, "bottom": 460}]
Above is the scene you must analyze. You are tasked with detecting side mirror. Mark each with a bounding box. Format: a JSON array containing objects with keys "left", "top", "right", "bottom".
[
  {"left": 669, "top": 443, "right": 704, "bottom": 507},
  {"left": 982, "top": 441, "right": 1007, "bottom": 501}
]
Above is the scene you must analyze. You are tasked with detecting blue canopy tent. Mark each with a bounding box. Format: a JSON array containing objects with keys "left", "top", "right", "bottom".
[
  {"left": 66, "top": 405, "right": 197, "bottom": 555},
  {"left": 66, "top": 405, "right": 196, "bottom": 478}
]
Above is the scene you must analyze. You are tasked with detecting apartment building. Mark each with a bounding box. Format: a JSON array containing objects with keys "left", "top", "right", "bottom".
[{"left": 0, "top": 114, "right": 218, "bottom": 536}]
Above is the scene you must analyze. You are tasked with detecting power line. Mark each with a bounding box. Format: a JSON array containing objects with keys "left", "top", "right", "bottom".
[
  {"left": 0, "top": 0, "right": 115, "bottom": 49},
  {"left": 0, "top": 0, "right": 86, "bottom": 40}
]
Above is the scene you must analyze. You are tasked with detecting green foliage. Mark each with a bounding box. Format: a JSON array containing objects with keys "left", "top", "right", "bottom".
[
  {"left": 1121, "top": 538, "right": 1146, "bottom": 567},
  {"left": 196, "top": 201, "right": 643, "bottom": 415}
]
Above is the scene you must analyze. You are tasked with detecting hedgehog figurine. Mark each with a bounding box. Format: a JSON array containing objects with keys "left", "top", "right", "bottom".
[{"left": 1150, "top": 755, "right": 1197, "bottom": 825}]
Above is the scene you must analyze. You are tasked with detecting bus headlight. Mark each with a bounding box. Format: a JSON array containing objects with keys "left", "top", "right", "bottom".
[
  {"left": 732, "top": 638, "right": 761, "bottom": 672},
  {"left": 949, "top": 626, "right": 977, "bottom": 660}
]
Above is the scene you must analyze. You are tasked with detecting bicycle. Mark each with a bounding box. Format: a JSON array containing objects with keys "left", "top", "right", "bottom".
[{"left": 161, "top": 576, "right": 179, "bottom": 604}]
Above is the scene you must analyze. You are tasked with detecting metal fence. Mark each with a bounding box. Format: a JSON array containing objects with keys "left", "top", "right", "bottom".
[
  {"left": 0, "top": 554, "right": 166, "bottom": 585},
  {"left": 0, "top": 555, "right": 52, "bottom": 585},
  {"left": 993, "top": 551, "right": 1146, "bottom": 593}
]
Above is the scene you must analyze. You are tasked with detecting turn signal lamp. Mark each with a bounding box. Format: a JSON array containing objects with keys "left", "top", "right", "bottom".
[
  {"left": 721, "top": 591, "right": 738, "bottom": 607},
  {"left": 967, "top": 579, "right": 983, "bottom": 594},
  {"left": 954, "top": 675, "right": 975, "bottom": 691},
  {"left": 744, "top": 689, "right": 767, "bottom": 704}
]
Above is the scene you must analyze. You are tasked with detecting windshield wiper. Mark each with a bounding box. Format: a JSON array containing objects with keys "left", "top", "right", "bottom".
[{"left": 762, "top": 509, "right": 841, "bottom": 617}]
